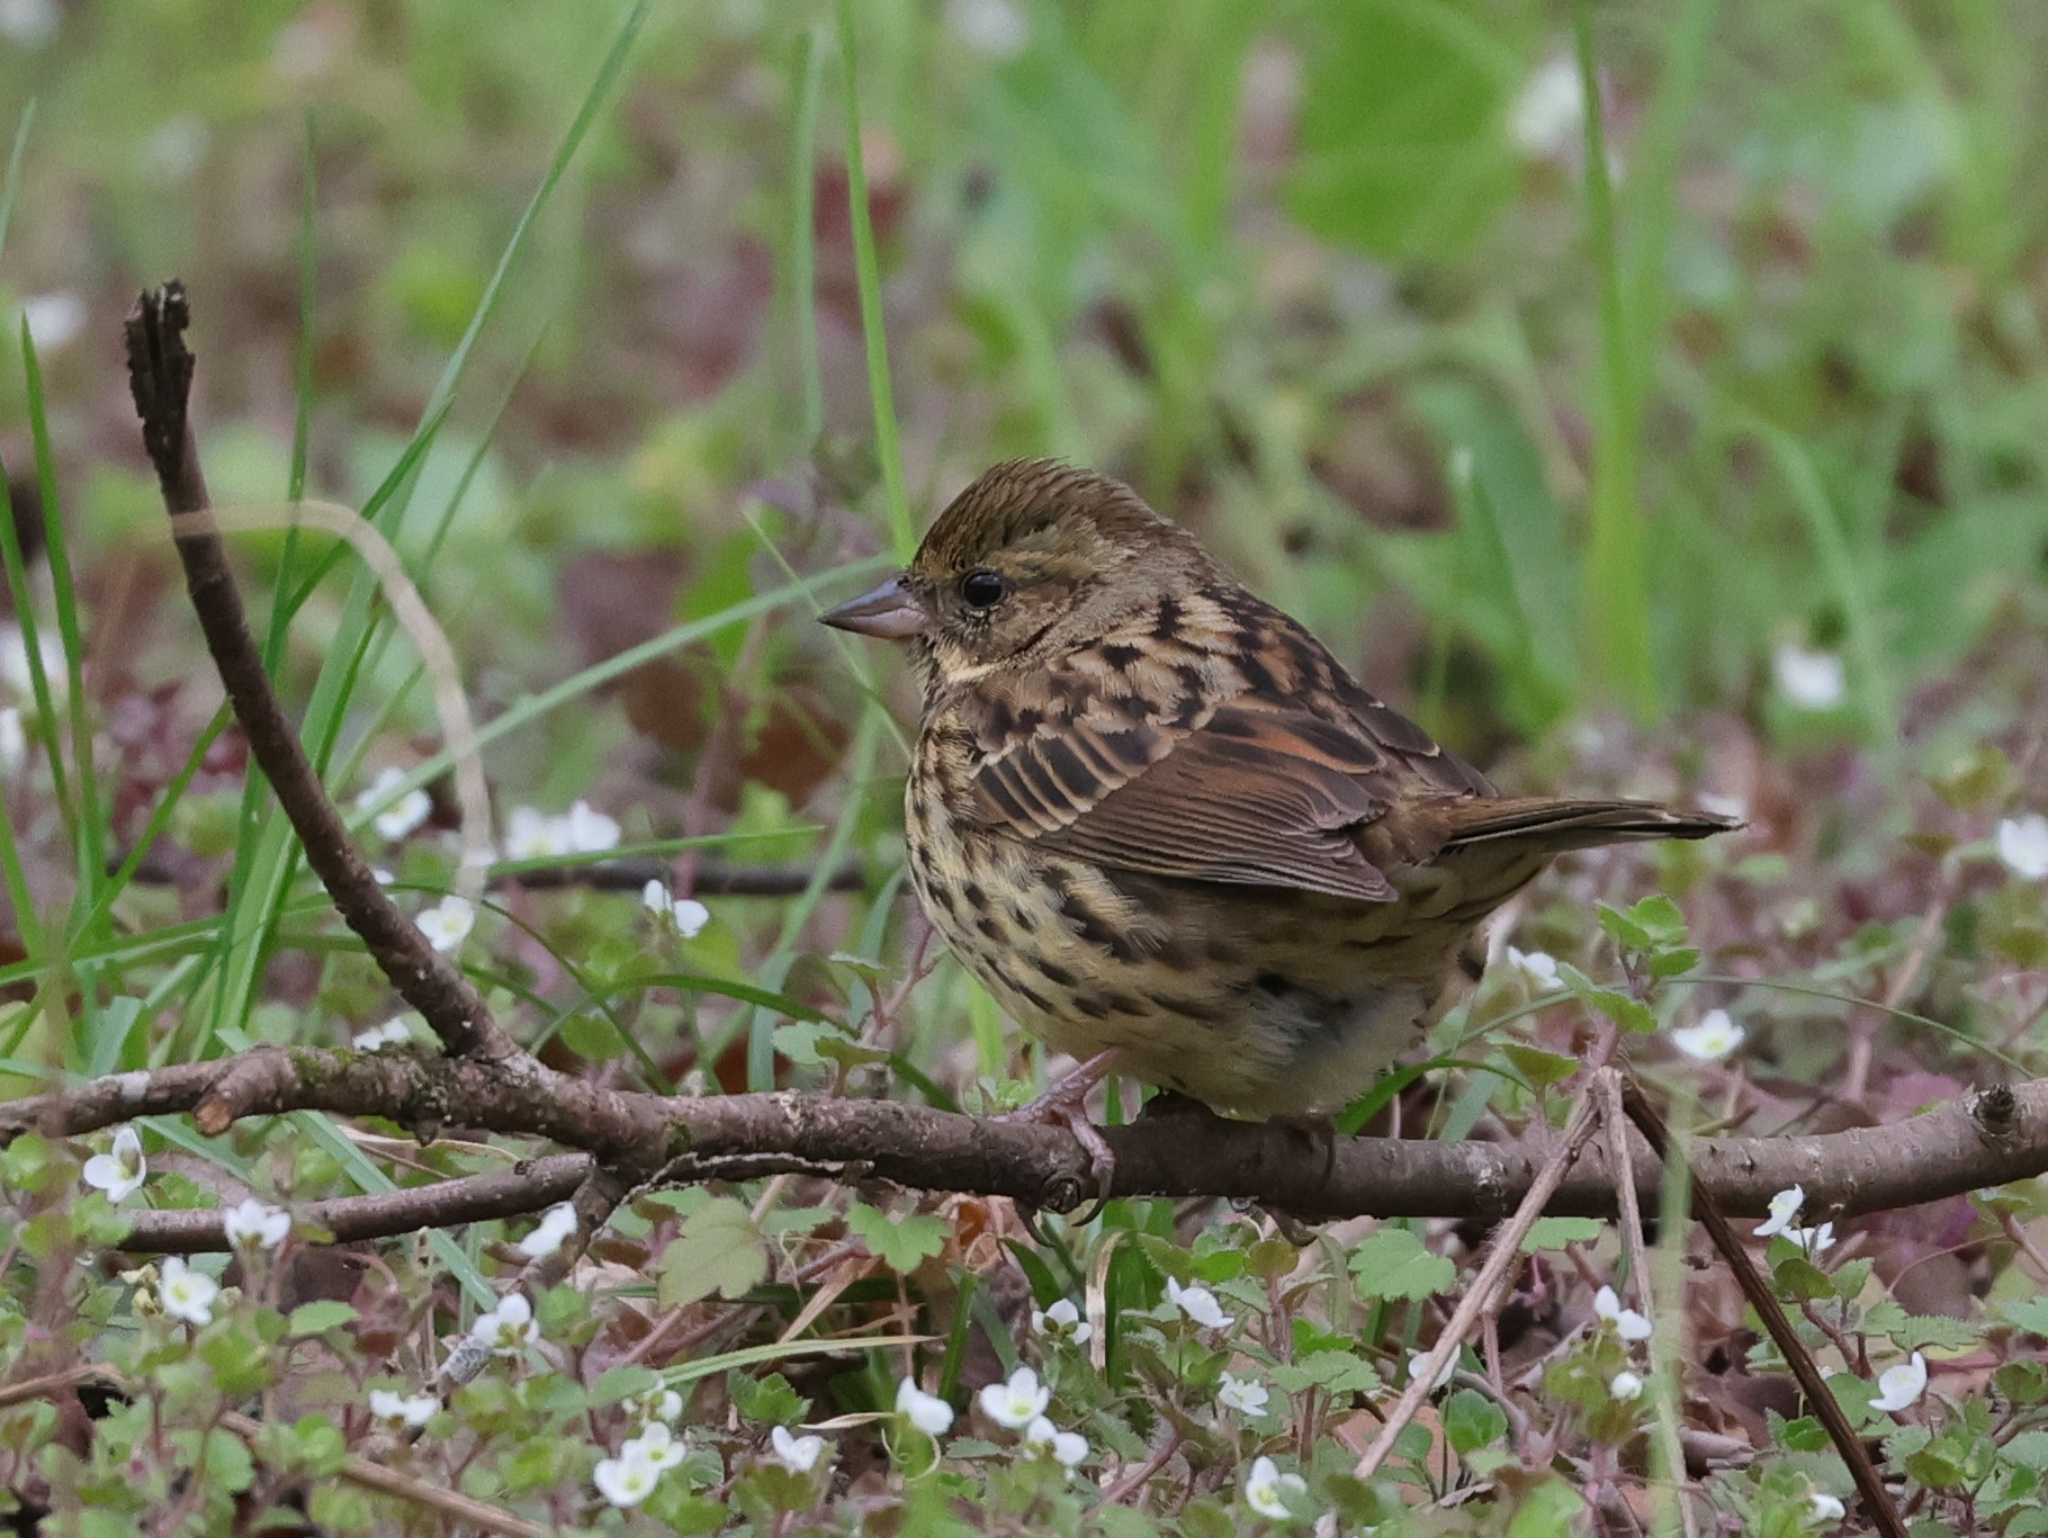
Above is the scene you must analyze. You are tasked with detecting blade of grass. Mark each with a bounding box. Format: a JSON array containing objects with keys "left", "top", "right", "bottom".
[
  {"left": 788, "top": 26, "right": 827, "bottom": 449},
  {"left": 0, "top": 100, "right": 33, "bottom": 262},
  {"left": 0, "top": 442, "right": 75, "bottom": 852},
  {"left": 835, "top": 0, "right": 915, "bottom": 561}
]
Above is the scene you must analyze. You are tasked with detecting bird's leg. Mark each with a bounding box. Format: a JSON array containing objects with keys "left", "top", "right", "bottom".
[{"left": 992, "top": 1049, "right": 1123, "bottom": 1216}]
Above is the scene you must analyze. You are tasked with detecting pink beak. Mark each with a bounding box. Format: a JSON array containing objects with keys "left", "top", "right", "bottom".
[{"left": 818, "top": 574, "right": 928, "bottom": 641}]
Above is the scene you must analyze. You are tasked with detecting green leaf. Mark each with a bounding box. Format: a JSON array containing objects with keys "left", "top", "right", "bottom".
[
  {"left": 729, "top": 1370, "right": 809, "bottom": 1427},
  {"left": 1270, "top": 1350, "right": 1381, "bottom": 1398},
  {"left": 657, "top": 1197, "right": 769, "bottom": 1307},
  {"left": 1557, "top": 962, "right": 1657, "bottom": 1034},
  {"left": 1443, "top": 1388, "right": 1508, "bottom": 1456},
  {"left": 1862, "top": 1300, "right": 1984, "bottom": 1352},
  {"left": 2004, "top": 1431, "right": 2048, "bottom": 1471},
  {"left": 286, "top": 1301, "right": 359, "bottom": 1336},
  {"left": 847, "top": 1202, "right": 947, "bottom": 1272},
  {"left": 1504, "top": 1476, "right": 1586, "bottom": 1538},
  {"left": 1771, "top": 1256, "right": 1835, "bottom": 1303},
  {"left": 1521, "top": 1217, "right": 1604, "bottom": 1252},
  {"left": 1501, "top": 1043, "right": 1580, "bottom": 1088},
  {"left": 2005, "top": 1297, "right": 2048, "bottom": 1337},
  {"left": 1348, "top": 1229, "right": 1454, "bottom": 1301}
]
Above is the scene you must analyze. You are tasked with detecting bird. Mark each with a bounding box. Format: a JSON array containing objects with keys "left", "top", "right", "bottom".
[{"left": 820, "top": 459, "right": 1737, "bottom": 1184}]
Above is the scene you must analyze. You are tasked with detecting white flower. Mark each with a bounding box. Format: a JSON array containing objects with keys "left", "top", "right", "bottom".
[
  {"left": 368, "top": 1388, "right": 438, "bottom": 1429},
  {"left": 1870, "top": 1351, "right": 1927, "bottom": 1413},
  {"left": 946, "top": 0, "right": 1027, "bottom": 57},
  {"left": 1775, "top": 644, "right": 1846, "bottom": 710},
  {"left": 623, "top": 1387, "right": 684, "bottom": 1425},
  {"left": 516, "top": 1201, "right": 578, "bottom": 1260},
  {"left": 356, "top": 767, "right": 430, "bottom": 842},
  {"left": 1166, "top": 1276, "right": 1234, "bottom": 1329},
  {"left": 1998, "top": 815, "right": 2048, "bottom": 881},
  {"left": 0, "top": 623, "right": 66, "bottom": 705},
  {"left": 416, "top": 895, "right": 474, "bottom": 953},
  {"left": 222, "top": 1197, "right": 290, "bottom": 1251},
  {"left": 1808, "top": 1490, "right": 1846, "bottom": 1522},
  {"left": 1755, "top": 1186, "right": 1804, "bottom": 1239},
  {"left": 1408, "top": 1350, "right": 1456, "bottom": 1392},
  {"left": 1243, "top": 1455, "right": 1308, "bottom": 1521},
  {"left": 1508, "top": 53, "right": 1584, "bottom": 159},
  {"left": 1791, "top": 1221, "right": 1836, "bottom": 1257},
  {"left": 979, "top": 1365, "right": 1051, "bottom": 1429},
  {"left": 470, "top": 1292, "right": 538, "bottom": 1356},
  {"left": 1218, "top": 1372, "right": 1270, "bottom": 1415},
  {"left": 1505, "top": 946, "right": 1560, "bottom": 988},
  {"left": 140, "top": 115, "right": 207, "bottom": 179},
  {"left": 896, "top": 1377, "right": 954, "bottom": 1435},
  {"left": 1670, "top": 1009, "right": 1745, "bottom": 1062},
  {"left": 0, "top": 0, "right": 59, "bottom": 48},
  {"left": 1609, "top": 1370, "right": 1644, "bottom": 1402},
  {"left": 1024, "top": 1414, "right": 1087, "bottom": 1470},
  {"left": 642, "top": 880, "right": 711, "bottom": 939},
  {"left": 505, "top": 806, "right": 568, "bottom": 860},
  {"left": 624, "top": 1423, "right": 685, "bottom": 1471},
  {"left": 23, "top": 292, "right": 86, "bottom": 353},
  {"left": 1032, "top": 1297, "right": 1092, "bottom": 1345},
  {"left": 0, "top": 707, "right": 23, "bottom": 777},
  {"left": 1594, "top": 1285, "right": 1653, "bottom": 1342},
  {"left": 82, "top": 1126, "right": 147, "bottom": 1203},
  {"left": 564, "top": 801, "right": 620, "bottom": 854},
  {"left": 770, "top": 1424, "right": 827, "bottom": 1473},
  {"left": 353, "top": 1016, "right": 415, "bottom": 1051},
  {"left": 593, "top": 1452, "right": 660, "bottom": 1508},
  {"left": 157, "top": 1257, "right": 219, "bottom": 1326},
  {"left": 371, "top": 867, "right": 396, "bottom": 885}
]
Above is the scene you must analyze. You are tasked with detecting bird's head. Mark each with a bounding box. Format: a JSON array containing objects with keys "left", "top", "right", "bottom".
[{"left": 819, "top": 459, "right": 1216, "bottom": 688}]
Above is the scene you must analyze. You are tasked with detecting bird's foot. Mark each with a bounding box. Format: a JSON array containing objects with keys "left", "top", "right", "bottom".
[{"left": 992, "top": 1050, "right": 1122, "bottom": 1224}]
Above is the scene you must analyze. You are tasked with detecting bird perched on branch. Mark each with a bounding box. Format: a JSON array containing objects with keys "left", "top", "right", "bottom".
[{"left": 822, "top": 460, "right": 1736, "bottom": 1187}]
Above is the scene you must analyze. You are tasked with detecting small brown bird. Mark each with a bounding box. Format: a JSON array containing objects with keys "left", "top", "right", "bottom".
[{"left": 822, "top": 461, "right": 1734, "bottom": 1169}]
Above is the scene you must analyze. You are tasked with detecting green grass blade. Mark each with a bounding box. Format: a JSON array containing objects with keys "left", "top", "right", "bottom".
[
  {"left": 835, "top": 0, "right": 915, "bottom": 560},
  {"left": 788, "top": 26, "right": 827, "bottom": 449},
  {"left": 0, "top": 100, "right": 32, "bottom": 262}
]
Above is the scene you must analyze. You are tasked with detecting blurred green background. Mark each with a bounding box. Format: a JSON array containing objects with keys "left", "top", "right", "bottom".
[{"left": 2, "top": 0, "right": 2045, "bottom": 802}]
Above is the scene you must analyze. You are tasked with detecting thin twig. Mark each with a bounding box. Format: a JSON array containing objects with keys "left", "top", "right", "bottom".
[
  {"left": 1621, "top": 1079, "right": 1907, "bottom": 1538},
  {"left": 1352, "top": 1087, "right": 1604, "bottom": 1481}
]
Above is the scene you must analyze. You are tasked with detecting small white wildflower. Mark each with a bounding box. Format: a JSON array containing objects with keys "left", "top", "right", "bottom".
[
  {"left": 1608, "top": 1369, "right": 1644, "bottom": 1402},
  {"left": 770, "top": 1423, "right": 827, "bottom": 1473},
  {"left": 222, "top": 1197, "right": 290, "bottom": 1252},
  {"left": 1593, "top": 1285, "right": 1653, "bottom": 1343},
  {"left": 1870, "top": 1351, "right": 1928, "bottom": 1413},
  {"left": 1808, "top": 1490, "right": 1846, "bottom": 1522},
  {"left": 157, "top": 1256, "right": 219, "bottom": 1326},
  {"left": 1775, "top": 644, "right": 1846, "bottom": 710},
  {"left": 416, "top": 895, "right": 475, "bottom": 953},
  {"left": 368, "top": 1387, "right": 438, "bottom": 1429},
  {"left": 505, "top": 805, "right": 568, "bottom": 860},
  {"left": 23, "top": 292, "right": 85, "bottom": 353},
  {"left": 1997, "top": 814, "right": 2048, "bottom": 881},
  {"left": 1218, "top": 1372, "right": 1270, "bottom": 1415},
  {"left": 1408, "top": 1350, "right": 1456, "bottom": 1392},
  {"left": 1755, "top": 1186, "right": 1804, "bottom": 1239},
  {"left": 1024, "top": 1414, "right": 1087, "bottom": 1470},
  {"left": 1032, "top": 1297, "right": 1092, "bottom": 1345},
  {"left": 1790, "top": 1221, "right": 1836, "bottom": 1257},
  {"left": 1505, "top": 946, "right": 1560, "bottom": 988},
  {"left": 0, "top": 623, "right": 66, "bottom": 705},
  {"left": 945, "top": 0, "right": 1027, "bottom": 57},
  {"left": 622, "top": 1387, "right": 684, "bottom": 1425},
  {"left": 82, "top": 1126, "right": 147, "bottom": 1203},
  {"left": 564, "top": 801, "right": 620, "bottom": 854},
  {"left": 593, "top": 1452, "right": 660, "bottom": 1508},
  {"left": 641, "top": 879, "right": 711, "bottom": 939},
  {"left": 979, "top": 1365, "right": 1051, "bottom": 1429},
  {"left": 625, "top": 1423, "right": 685, "bottom": 1471},
  {"left": 469, "top": 1292, "right": 538, "bottom": 1356},
  {"left": 896, "top": 1377, "right": 955, "bottom": 1435},
  {"left": 1166, "top": 1276, "right": 1234, "bottom": 1329},
  {"left": 357, "top": 767, "right": 430, "bottom": 842},
  {"left": 515, "top": 1200, "right": 578, "bottom": 1260},
  {"left": 140, "top": 115, "right": 207, "bottom": 179},
  {"left": 0, "top": 707, "right": 23, "bottom": 777},
  {"left": 1243, "top": 1454, "right": 1308, "bottom": 1522},
  {"left": 1670, "top": 1008, "right": 1745, "bottom": 1062},
  {"left": 353, "top": 1017, "right": 413, "bottom": 1052},
  {"left": 1507, "top": 53, "right": 1584, "bottom": 159},
  {"left": 0, "top": 0, "right": 59, "bottom": 48},
  {"left": 371, "top": 867, "right": 396, "bottom": 886}
]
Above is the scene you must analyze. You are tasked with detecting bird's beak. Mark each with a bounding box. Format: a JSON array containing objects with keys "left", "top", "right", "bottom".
[{"left": 818, "top": 573, "right": 928, "bottom": 641}]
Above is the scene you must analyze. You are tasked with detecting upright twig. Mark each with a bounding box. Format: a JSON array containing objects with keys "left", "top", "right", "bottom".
[{"left": 1621, "top": 1079, "right": 1906, "bottom": 1538}]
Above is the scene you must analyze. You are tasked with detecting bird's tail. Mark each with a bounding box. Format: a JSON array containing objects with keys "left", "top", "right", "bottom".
[{"left": 1438, "top": 796, "right": 1742, "bottom": 856}]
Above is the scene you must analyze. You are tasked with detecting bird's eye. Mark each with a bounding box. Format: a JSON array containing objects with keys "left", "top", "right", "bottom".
[{"left": 960, "top": 569, "right": 1007, "bottom": 610}]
